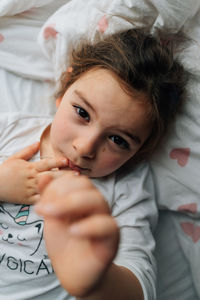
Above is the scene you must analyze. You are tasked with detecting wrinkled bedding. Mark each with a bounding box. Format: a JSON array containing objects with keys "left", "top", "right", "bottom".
[{"left": 0, "top": 1, "right": 200, "bottom": 299}]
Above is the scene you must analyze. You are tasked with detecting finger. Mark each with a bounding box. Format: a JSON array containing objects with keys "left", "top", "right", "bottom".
[
  {"left": 49, "top": 169, "right": 73, "bottom": 178},
  {"left": 41, "top": 171, "right": 91, "bottom": 195},
  {"left": 69, "top": 215, "right": 120, "bottom": 263},
  {"left": 37, "top": 170, "right": 80, "bottom": 194},
  {"left": 28, "top": 194, "right": 40, "bottom": 204},
  {"left": 8, "top": 142, "right": 40, "bottom": 161},
  {"left": 38, "top": 174, "right": 54, "bottom": 193},
  {"left": 35, "top": 188, "right": 109, "bottom": 217},
  {"left": 69, "top": 215, "right": 119, "bottom": 239},
  {"left": 34, "top": 157, "right": 68, "bottom": 172},
  {"left": 38, "top": 169, "right": 71, "bottom": 180}
]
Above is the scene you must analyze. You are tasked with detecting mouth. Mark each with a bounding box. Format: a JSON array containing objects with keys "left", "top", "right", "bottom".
[{"left": 68, "top": 159, "right": 89, "bottom": 173}]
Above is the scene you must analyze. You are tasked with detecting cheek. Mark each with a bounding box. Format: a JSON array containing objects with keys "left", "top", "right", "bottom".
[
  {"left": 97, "top": 151, "right": 133, "bottom": 174},
  {"left": 51, "top": 116, "right": 70, "bottom": 146}
]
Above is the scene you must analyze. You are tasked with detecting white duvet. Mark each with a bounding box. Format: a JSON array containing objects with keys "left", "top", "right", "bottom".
[{"left": 0, "top": 1, "right": 200, "bottom": 299}]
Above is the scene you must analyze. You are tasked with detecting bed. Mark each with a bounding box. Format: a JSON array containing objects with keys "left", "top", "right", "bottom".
[{"left": 0, "top": 1, "right": 200, "bottom": 299}]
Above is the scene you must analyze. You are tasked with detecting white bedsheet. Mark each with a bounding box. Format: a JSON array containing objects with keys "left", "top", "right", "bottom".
[{"left": 1, "top": 1, "right": 200, "bottom": 299}]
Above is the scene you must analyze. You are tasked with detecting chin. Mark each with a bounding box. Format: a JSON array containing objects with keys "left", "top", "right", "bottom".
[{"left": 89, "top": 171, "right": 114, "bottom": 178}]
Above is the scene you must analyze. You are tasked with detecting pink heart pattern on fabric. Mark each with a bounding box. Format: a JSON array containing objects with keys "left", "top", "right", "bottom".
[
  {"left": 180, "top": 222, "right": 200, "bottom": 243},
  {"left": 98, "top": 15, "right": 108, "bottom": 33},
  {"left": 169, "top": 147, "right": 190, "bottom": 166},
  {"left": 178, "top": 203, "right": 197, "bottom": 214},
  {"left": 43, "top": 25, "right": 58, "bottom": 40},
  {"left": 0, "top": 34, "right": 4, "bottom": 43}
]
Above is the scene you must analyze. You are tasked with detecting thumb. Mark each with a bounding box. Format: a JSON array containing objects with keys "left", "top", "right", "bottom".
[{"left": 9, "top": 142, "right": 40, "bottom": 161}]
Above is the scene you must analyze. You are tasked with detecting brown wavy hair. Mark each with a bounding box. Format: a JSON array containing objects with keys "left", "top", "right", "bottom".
[{"left": 56, "top": 27, "right": 188, "bottom": 163}]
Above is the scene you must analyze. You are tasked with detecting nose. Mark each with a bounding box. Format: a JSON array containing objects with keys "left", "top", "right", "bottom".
[{"left": 72, "top": 134, "right": 99, "bottom": 159}]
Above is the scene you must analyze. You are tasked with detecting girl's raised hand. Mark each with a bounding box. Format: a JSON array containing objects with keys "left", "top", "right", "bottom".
[
  {"left": 0, "top": 142, "right": 68, "bottom": 204},
  {"left": 35, "top": 172, "right": 119, "bottom": 297}
]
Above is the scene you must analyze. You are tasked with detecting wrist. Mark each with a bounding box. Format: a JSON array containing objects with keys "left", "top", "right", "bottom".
[
  {"left": 77, "top": 263, "right": 144, "bottom": 300},
  {"left": 76, "top": 263, "right": 115, "bottom": 299}
]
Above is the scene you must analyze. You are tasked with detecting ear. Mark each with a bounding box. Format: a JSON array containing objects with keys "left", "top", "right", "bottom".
[{"left": 56, "top": 97, "right": 62, "bottom": 108}]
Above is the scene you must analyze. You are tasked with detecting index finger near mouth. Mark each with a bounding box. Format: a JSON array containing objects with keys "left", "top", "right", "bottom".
[{"left": 34, "top": 158, "right": 68, "bottom": 172}]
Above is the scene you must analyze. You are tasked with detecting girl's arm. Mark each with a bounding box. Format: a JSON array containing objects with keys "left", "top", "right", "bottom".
[
  {"left": 78, "top": 264, "right": 144, "bottom": 300},
  {"left": 36, "top": 172, "right": 145, "bottom": 300},
  {"left": 0, "top": 142, "right": 68, "bottom": 204}
]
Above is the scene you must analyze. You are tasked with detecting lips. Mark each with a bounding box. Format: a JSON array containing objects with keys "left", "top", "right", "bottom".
[{"left": 68, "top": 159, "right": 88, "bottom": 172}]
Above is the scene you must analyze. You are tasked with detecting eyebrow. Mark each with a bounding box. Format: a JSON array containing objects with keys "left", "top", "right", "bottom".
[
  {"left": 74, "top": 89, "right": 142, "bottom": 145},
  {"left": 74, "top": 90, "right": 95, "bottom": 113}
]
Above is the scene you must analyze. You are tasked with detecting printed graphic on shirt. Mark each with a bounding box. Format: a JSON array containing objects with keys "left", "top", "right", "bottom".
[{"left": 0, "top": 204, "right": 53, "bottom": 276}]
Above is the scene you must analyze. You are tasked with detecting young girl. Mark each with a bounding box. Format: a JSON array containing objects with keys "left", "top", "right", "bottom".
[{"left": 0, "top": 28, "right": 186, "bottom": 299}]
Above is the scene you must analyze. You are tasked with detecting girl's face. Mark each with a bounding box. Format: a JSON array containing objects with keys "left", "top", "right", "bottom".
[{"left": 49, "top": 68, "right": 151, "bottom": 178}]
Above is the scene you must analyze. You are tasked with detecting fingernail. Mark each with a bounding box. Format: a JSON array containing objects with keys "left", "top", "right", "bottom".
[{"left": 61, "top": 158, "right": 68, "bottom": 164}]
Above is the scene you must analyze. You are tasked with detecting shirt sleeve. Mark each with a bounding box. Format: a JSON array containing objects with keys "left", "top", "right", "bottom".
[
  {"left": 113, "top": 162, "right": 157, "bottom": 300},
  {"left": 93, "top": 162, "right": 158, "bottom": 300}
]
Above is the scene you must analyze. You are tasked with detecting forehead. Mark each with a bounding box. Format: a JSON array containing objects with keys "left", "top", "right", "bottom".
[{"left": 68, "top": 68, "right": 151, "bottom": 133}]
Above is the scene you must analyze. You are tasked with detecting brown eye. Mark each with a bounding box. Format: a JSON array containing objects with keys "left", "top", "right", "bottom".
[
  {"left": 74, "top": 106, "right": 90, "bottom": 122},
  {"left": 109, "top": 135, "right": 129, "bottom": 149}
]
